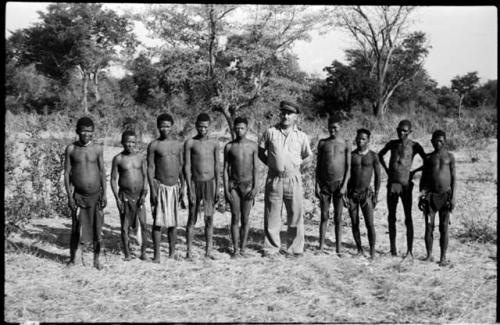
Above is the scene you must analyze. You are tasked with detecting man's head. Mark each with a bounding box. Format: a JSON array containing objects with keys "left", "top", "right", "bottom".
[
  {"left": 157, "top": 113, "right": 174, "bottom": 138},
  {"left": 233, "top": 116, "right": 248, "bottom": 140},
  {"left": 355, "top": 128, "right": 371, "bottom": 151},
  {"left": 196, "top": 113, "right": 211, "bottom": 137},
  {"left": 279, "top": 100, "right": 299, "bottom": 127},
  {"left": 431, "top": 129, "right": 446, "bottom": 151},
  {"left": 327, "top": 116, "right": 341, "bottom": 138},
  {"left": 121, "top": 130, "right": 137, "bottom": 154},
  {"left": 397, "top": 119, "right": 412, "bottom": 140},
  {"left": 76, "top": 117, "right": 94, "bottom": 144}
]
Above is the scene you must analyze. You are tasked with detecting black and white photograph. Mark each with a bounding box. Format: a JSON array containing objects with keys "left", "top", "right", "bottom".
[{"left": 4, "top": 3, "right": 497, "bottom": 323}]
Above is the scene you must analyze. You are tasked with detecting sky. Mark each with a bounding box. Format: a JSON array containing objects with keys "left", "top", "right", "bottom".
[{"left": 4, "top": 3, "right": 497, "bottom": 87}]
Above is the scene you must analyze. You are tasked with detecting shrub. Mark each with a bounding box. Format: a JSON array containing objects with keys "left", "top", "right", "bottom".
[
  {"left": 4, "top": 136, "right": 70, "bottom": 238},
  {"left": 456, "top": 209, "right": 497, "bottom": 244}
]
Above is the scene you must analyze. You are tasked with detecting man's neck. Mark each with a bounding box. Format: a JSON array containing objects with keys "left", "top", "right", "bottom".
[
  {"left": 357, "top": 147, "right": 369, "bottom": 155},
  {"left": 78, "top": 140, "right": 92, "bottom": 147},
  {"left": 235, "top": 136, "right": 245, "bottom": 143}
]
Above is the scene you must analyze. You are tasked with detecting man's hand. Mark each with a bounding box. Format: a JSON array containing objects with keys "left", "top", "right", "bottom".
[
  {"left": 448, "top": 197, "right": 455, "bottom": 211},
  {"left": 244, "top": 187, "right": 258, "bottom": 201},
  {"left": 139, "top": 190, "right": 147, "bottom": 206},
  {"left": 340, "top": 185, "right": 347, "bottom": 196},
  {"left": 179, "top": 192, "right": 187, "bottom": 209},
  {"left": 68, "top": 196, "right": 77, "bottom": 213},
  {"left": 188, "top": 190, "right": 196, "bottom": 205},
  {"left": 117, "top": 199, "right": 125, "bottom": 214},
  {"left": 372, "top": 193, "right": 378, "bottom": 208},
  {"left": 214, "top": 191, "right": 220, "bottom": 204},
  {"left": 342, "top": 194, "right": 350, "bottom": 209},
  {"left": 100, "top": 196, "right": 107, "bottom": 209},
  {"left": 225, "top": 188, "right": 234, "bottom": 204},
  {"left": 150, "top": 192, "right": 158, "bottom": 208},
  {"left": 315, "top": 183, "right": 321, "bottom": 199}
]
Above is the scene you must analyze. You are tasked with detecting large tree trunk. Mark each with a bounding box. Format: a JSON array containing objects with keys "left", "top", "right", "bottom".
[
  {"left": 92, "top": 71, "right": 100, "bottom": 102},
  {"left": 82, "top": 73, "right": 89, "bottom": 114},
  {"left": 220, "top": 106, "right": 235, "bottom": 140}
]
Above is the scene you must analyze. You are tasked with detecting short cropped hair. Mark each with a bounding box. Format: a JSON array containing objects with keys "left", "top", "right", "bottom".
[
  {"left": 157, "top": 113, "right": 174, "bottom": 127},
  {"left": 356, "top": 128, "right": 371, "bottom": 139},
  {"left": 328, "top": 116, "right": 341, "bottom": 125},
  {"left": 76, "top": 117, "right": 94, "bottom": 131},
  {"left": 196, "top": 113, "right": 211, "bottom": 124},
  {"left": 121, "top": 130, "right": 136, "bottom": 143},
  {"left": 398, "top": 119, "right": 412, "bottom": 129},
  {"left": 432, "top": 129, "right": 446, "bottom": 140},
  {"left": 234, "top": 116, "right": 248, "bottom": 126}
]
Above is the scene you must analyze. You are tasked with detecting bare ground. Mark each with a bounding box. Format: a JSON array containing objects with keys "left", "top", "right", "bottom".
[{"left": 4, "top": 140, "right": 497, "bottom": 323}]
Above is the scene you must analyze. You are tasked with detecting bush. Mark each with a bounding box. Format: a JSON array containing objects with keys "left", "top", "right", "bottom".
[
  {"left": 4, "top": 136, "right": 70, "bottom": 238},
  {"left": 456, "top": 209, "right": 497, "bottom": 244}
]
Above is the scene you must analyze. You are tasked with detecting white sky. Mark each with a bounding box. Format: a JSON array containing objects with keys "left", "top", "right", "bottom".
[{"left": 4, "top": 3, "right": 497, "bottom": 87}]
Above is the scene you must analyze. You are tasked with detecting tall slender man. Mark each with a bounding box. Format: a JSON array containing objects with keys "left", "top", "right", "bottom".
[
  {"left": 315, "top": 117, "right": 351, "bottom": 255},
  {"left": 64, "top": 117, "right": 107, "bottom": 269},
  {"left": 347, "top": 128, "right": 381, "bottom": 259},
  {"left": 378, "top": 120, "right": 426, "bottom": 258},
  {"left": 184, "top": 113, "right": 220, "bottom": 260},
  {"left": 223, "top": 117, "right": 258, "bottom": 258},
  {"left": 147, "top": 113, "right": 185, "bottom": 263},
  {"left": 418, "top": 130, "right": 456, "bottom": 266},
  {"left": 258, "top": 100, "right": 312, "bottom": 258},
  {"left": 111, "top": 130, "right": 149, "bottom": 261}
]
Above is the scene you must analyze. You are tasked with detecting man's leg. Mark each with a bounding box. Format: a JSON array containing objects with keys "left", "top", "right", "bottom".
[
  {"left": 438, "top": 209, "right": 450, "bottom": 266},
  {"left": 318, "top": 192, "right": 331, "bottom": 251},
  {"left": 138, "top": 210, "right": 150, "bottom": 261},
  {"left": 284, "top": 176, "right": 304, "bottom": 255},
  {"left": 167, "top": 226, "right": 177, "bottom": 258},
  {"left": 93, "top": 206, "right": 104, "bottom": 270},
  {"left": 239, "top": 195, "right": 253, "bottom": 256},
  {"left": 185, "top": 199, "right": 198, "bottom": 260},
  {"left": 424, "top": 210, "right": 436, "bottom": 261},
  {"left": 120, "top": 213, "right": 131, "bottom": 261},
  {"left": 204, "top": 214, "right": 214, "bottom": 258},
  {"left": 263, "top": 177, "right": 283, "bottom": 255},
  {"left": 152, "top": 225, "right": 162, "bottom": 263},
  {"left": 401, "top": 186, "right": 414, "bottom": 258},
  {"left": 387, "top": 191, "right": 399, "bottom": 256},
  {"left": 68, "top": 209, "right": 81, "bottom": 265},
  {"left": 349, "top": 202, "right": 362, "bottom": 254},
  {"left": 332, "top": 194, "right": 344, "bottom": 255},
  {"left": 229, "top": 188, "right": 242, "bottom": 257},
  {"left": 361, "top": 198, "right": 376, "bottom": 259}
]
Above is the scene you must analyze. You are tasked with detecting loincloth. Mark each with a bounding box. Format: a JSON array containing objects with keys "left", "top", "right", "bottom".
[
  {"left": 74, "top": 191, "right": 104, "bottom": 244},
  {"left": 192, "top": 178, "right": 216, "bottom": 216},
  {"left": 119, "top": 190, "right": 145, "bottom": 233},
  {"left": 387, "top": 181, "right": 413, "bottom": 197},
  {"left": 319, "top": 179, "right": 343, "bottom": 198},
  {"left": 347, "top": 187, "right": 373, "bottom": 208},
  {"left": 153, "top": 181, "right": 179, "bottom": 228},
  {"left": 419, "top": 190, "right": 451, "bottom": 213},
  {"left": 228, "top": 179, "right": 253, "bottom": 200}
]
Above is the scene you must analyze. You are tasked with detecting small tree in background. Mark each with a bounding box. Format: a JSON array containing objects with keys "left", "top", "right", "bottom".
[{"left": 451, "top": 71, "right": 480, "bottom": 119}]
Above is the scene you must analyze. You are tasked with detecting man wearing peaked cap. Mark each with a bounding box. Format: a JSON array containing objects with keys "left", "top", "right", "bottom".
[{"left": 258, "top": 100, "right": 312, "bottom": 258}]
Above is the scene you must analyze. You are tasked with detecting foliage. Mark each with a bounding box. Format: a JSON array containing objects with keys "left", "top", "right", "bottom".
[
  {"left": 5, "top": 137, "right": 69, "bottom": 238},
  {"left": 333, "top": 6, "right": 430, "bottom": 116},
  {"left": 9, "top": 3, "right": 137, "bottom": 113}
]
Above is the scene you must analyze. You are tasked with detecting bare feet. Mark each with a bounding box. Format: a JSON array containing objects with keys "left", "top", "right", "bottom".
[
  {"left": 402, "top": 251, "right": 413, "bottom": 259},
  {"left": 205, "top": 253, "right": 218, "bottom": 260},
  {"left": 423, "top": 255, "right": 434, "bottom": 262},
  {"left": 93, "top": 259, "right": 103, "bottom": 270},
  {"left": 140, "top": 254, "right": 151, "bottom": 262},
  {"left": 438, "top": 259, "right": 450, "bottom": 267},
  {"left": 124, "top": 255, "right": 132, "bottom": 262}
]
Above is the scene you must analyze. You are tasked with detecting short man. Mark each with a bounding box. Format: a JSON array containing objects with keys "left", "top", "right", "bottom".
[
  {"left": 64, "top": 117, "right": 107, "bottom": 269},
  {"left": 184, "top": 113, "right": 220, "bottom": 260},
  {"left": 418, "top": 130, "right": 456, "bottom": 266},
  {"left": 147, "top": 113, "right": 185, "bottom": 263},
  {"left": 258, "top": 100, "right": 312, "bottom": 258},
  {"left": 316, "top": 117, "right": 351, "bottom": 255},
  {"left": 223, "top": 117, "right": 258, "bottom": 258},
  {"left": 378, "top": 120, "right": 426, "bottom": 258},
  {"left": 347, "top": 129, "right": 381, "bottom": 259},
  {"left": 110, "top": 130, "right": 149, "bottom": 261}
]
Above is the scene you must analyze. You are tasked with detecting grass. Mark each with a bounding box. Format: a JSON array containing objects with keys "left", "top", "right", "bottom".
[{"left": 4, "top": 110, "right": 497, "bottom": 323}]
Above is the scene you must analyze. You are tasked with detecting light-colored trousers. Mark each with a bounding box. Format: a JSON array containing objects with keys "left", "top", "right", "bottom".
[{"left": 263, "top": 171, "right": 305, "bottom": 254}]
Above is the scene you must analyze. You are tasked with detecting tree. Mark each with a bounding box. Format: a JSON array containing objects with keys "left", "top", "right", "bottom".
[
  {"left": 451, "top": 71, "right": 480, "bottom": 118},
  {"left": 142, "top": 4, "right": 327, "bottom": 138},
  {"left": 334, "top": 6, "right": 430, "bottom": 116},
  {"left": 13, "top": 3, "right": 136, "bottom": 113}
]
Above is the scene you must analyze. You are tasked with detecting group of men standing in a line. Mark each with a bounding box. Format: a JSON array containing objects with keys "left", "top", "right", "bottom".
[{"left": 64, "top": 100, "right": 456, "bottom": 270}]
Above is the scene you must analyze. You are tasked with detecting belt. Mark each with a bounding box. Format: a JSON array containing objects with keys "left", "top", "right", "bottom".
[{"left": 268, "top": 169, "right": 300, "bottom": 178}]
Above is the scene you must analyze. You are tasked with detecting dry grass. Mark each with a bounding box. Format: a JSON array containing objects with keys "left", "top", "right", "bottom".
[{"left": 4, "top": 130, "right": 497, "bottom": 323}]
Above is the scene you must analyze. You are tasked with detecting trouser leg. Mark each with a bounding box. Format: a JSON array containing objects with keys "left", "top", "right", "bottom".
[
  {"left": 284, "top": 176, "right": 304, "bottom": 255},
  {"left": 264, "top": 177, "right": 283, "bottom": 254}
]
